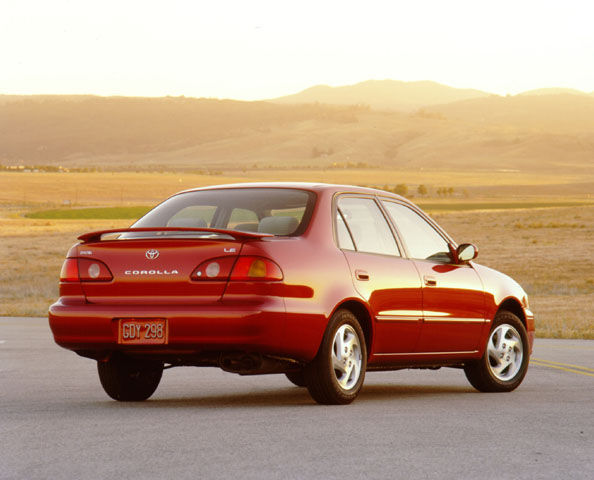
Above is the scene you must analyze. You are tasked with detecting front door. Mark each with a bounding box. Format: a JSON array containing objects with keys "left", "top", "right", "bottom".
[
  {"left": 381, "top": 200, "right": 486, "bottom": 354},
  {"left": 411, "top": 261, "right": 485, "bottom": 353}
]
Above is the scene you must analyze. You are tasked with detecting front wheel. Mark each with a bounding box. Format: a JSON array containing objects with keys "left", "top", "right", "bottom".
[
  {"left": 97, "top": 354, "right": 163, "bottom": 401},
  {"left": 464, "top": 311, "right": 529, "bottom": 392},
  {"left": 304, "top": 309, "right": 367, "bottom": 405}
]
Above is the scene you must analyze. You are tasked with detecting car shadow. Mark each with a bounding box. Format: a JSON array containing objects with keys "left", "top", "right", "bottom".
[
  {"left": 361, "top": 383, "right": 474, "bottom": 401},
  {"left": 93, "top": 383, "right": 474, "bottom": 409}
]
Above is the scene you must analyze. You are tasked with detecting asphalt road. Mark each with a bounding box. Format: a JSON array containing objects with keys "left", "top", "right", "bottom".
[{"left": 1, "top": 317, "right": 592, "bottom": 480}]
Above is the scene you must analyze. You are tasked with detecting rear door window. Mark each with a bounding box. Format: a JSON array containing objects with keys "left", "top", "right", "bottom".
[
  {"left": 336, "top": 211, "right": 355, "bottom": 250},
  {"left": 337, "top": 197, "right": 400, "bottom": 256}
]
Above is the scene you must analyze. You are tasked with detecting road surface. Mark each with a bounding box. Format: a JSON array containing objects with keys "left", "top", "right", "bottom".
[{"left": 1, "top": 317, "right": 592, "bottom": 480}]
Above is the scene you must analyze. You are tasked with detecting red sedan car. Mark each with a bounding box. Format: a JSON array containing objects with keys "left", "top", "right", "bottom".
[{"left": 49, "top": 183, "right": 534, "bottom": 404}]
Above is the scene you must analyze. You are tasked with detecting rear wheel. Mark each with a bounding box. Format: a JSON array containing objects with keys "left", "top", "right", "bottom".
[
  {"left": 97, "top": 354, "right": 163, "bottom": 401},
  {"left": 305, "top": 309, "right": 367, "bottom": 405},
  {"left": 285, "top": 370, "right": 307, "bottom": 387},
  {"left": 464, "top": 311, "right": 529, "bottom": 392}
]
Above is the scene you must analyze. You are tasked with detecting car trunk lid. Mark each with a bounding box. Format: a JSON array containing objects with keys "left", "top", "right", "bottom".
[{"left": 74, "top": 228, "right": 271, "bottom": 305}]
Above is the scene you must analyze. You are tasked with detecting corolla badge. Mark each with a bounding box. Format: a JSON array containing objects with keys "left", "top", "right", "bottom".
[
  {"left": 145, "top": 249, "right": 160, "bottom": 260},
  {"left": 125, "top": 269, "right": 179, "bottom": 275}
]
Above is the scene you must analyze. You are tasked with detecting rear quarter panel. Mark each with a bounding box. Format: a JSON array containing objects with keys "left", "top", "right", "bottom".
[{"left": 235, "top": 189, "right": 360, "bottom": 361}]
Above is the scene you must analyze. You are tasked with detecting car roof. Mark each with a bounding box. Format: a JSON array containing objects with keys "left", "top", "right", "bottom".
[{"left": 177, "top": 182, "right": 408, "bottom": 201}]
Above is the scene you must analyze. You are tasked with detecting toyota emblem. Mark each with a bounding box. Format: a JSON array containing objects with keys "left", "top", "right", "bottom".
[{"left": 145, "top": 249, "right": 160, "bottom": 260}]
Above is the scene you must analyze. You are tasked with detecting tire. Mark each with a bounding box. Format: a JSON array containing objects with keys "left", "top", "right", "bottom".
[
  {"left": 285, "top": 370, "right": 307, "bottom": 387},
  {"left": 464, "top": 311, "right": 529, "bottom": 392},
  {"left": 304, "top": 309, "right": 367, "bottom": 405},
  {"left": 97, "top": 354, "right": 163, "bottom": 401}
]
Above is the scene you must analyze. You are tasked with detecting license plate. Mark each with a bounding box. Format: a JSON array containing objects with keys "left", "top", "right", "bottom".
[{"left": 118, "top": 319, "right": 168, "bottom": 345}]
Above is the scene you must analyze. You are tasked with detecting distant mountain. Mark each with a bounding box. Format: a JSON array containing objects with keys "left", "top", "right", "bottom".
[
  {"left": 0, "top": 94, "right": 32, "bottom": 105},
  {"left": 271, "top": 80, "right": 490, "bottom": 111},
  {"left": 518, "top": 87, "right": 591, "bottom": 97},
  {"left": 424, "top": 93, "right": 594, "bottom": 132}
]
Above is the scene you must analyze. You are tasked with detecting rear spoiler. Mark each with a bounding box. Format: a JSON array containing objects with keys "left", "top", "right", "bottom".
[{"left": 78, "top": 227, "right": 273, "bottom": 244}]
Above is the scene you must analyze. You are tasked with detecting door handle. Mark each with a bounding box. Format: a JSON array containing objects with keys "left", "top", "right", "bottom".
[
  {"left": 355, "top": 270, "right": 370, "bottom": 281},
  {"left": 424, "top": 275, "right": 437, "bottom": 286}
]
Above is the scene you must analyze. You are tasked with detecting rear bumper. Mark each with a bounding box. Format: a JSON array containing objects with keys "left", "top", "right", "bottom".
[{"left": 48, "top": 297, "right": 289, "bottom": 358}]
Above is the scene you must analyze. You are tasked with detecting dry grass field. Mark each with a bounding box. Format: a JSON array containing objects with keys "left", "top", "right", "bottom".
[
  {"left": 0, "top": 172, "right": 248, "bottom": 207},
  {"left": 432, "top": 206, "right": 594, "bottom": 339},
  {"left": 0, "top": 218, "right": 126, "bottom": 316},
  {"left": 1, "top": 171, "right": 592, "bottom": 339},
  {"left": 2, "top": 170, "right": 592, "bottom": 209}
]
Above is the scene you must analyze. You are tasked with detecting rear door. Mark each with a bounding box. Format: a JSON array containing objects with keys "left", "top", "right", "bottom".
[
  {"left": 336, "top": 196, "right": 423, "bottom": 354},
  {"left": 381, "top": 201, "right": 486, "bottom": 354}
]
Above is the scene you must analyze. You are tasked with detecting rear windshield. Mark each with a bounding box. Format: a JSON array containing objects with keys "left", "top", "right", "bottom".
[{"left": 132, "top": 188, "right": 316, "bottom": 236}]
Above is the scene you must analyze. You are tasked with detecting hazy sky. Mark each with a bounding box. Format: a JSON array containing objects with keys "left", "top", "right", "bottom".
[{"left": 1, "top": 0, "right": 593, "bottom": 99}]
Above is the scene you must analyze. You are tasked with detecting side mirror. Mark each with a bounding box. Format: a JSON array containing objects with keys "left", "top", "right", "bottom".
[{"left": 456, "top": 243, "right": 478, "bottom": 263}]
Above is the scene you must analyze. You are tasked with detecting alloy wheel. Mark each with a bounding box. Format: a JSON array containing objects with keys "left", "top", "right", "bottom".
[
  {"left": 487, "top": 323, "right": 523, "bottom": 381},
  {"left": 331, "top": 324, "right": 362, "bottom": 390}
]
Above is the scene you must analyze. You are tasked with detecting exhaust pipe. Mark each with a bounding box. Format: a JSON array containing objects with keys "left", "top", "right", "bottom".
[
  {"left": 219, "top": 353, "right": 262, "bottom": 374},
  {"left": 218, "top": 353, "right": 301, "bottom": 375}
]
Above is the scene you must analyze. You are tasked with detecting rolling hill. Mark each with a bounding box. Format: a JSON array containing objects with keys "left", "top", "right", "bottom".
[
  {"left": 1, "top": 86, "right": 593, "bottom": 175},
  {"left": 0, "top": 95, "right": 366, "bottom": 167},
  {"left": 425, "top": 93, "right": 594, "bottom": 132}
]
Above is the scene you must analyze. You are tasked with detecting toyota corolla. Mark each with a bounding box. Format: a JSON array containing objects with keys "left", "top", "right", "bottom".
[{"left": 49, "top": 183, "right": 534, "bottom": 404}]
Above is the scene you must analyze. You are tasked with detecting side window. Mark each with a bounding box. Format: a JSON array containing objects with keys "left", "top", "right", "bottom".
[
  {"left": 337, "top": 197, "right": 400, "bottom": 256},
  {"left": 336, "top": 211, "right": 355, "bottom": 250},
  {"left": 382, "top": 201, "right": 452, "bottom": 262}
]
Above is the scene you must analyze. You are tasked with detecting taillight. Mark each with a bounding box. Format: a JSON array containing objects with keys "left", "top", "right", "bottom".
[
  {"left": 60, "top": 258, "right": 79, "bottom": 282},
  {"left": 78, "top": 259, "right": 113, "bottom": 281},
  {"left": 191, "top": 257, "right": 236, "bottom": 281},
  {"left": 191, "top": 256, "right": 283, "bottom": 281},
  {"left": 60, "top": 258, "right": 113, "bottom": 282},
  {"left": 230, "top": 256, "right": 283, "bottom": 281}
]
